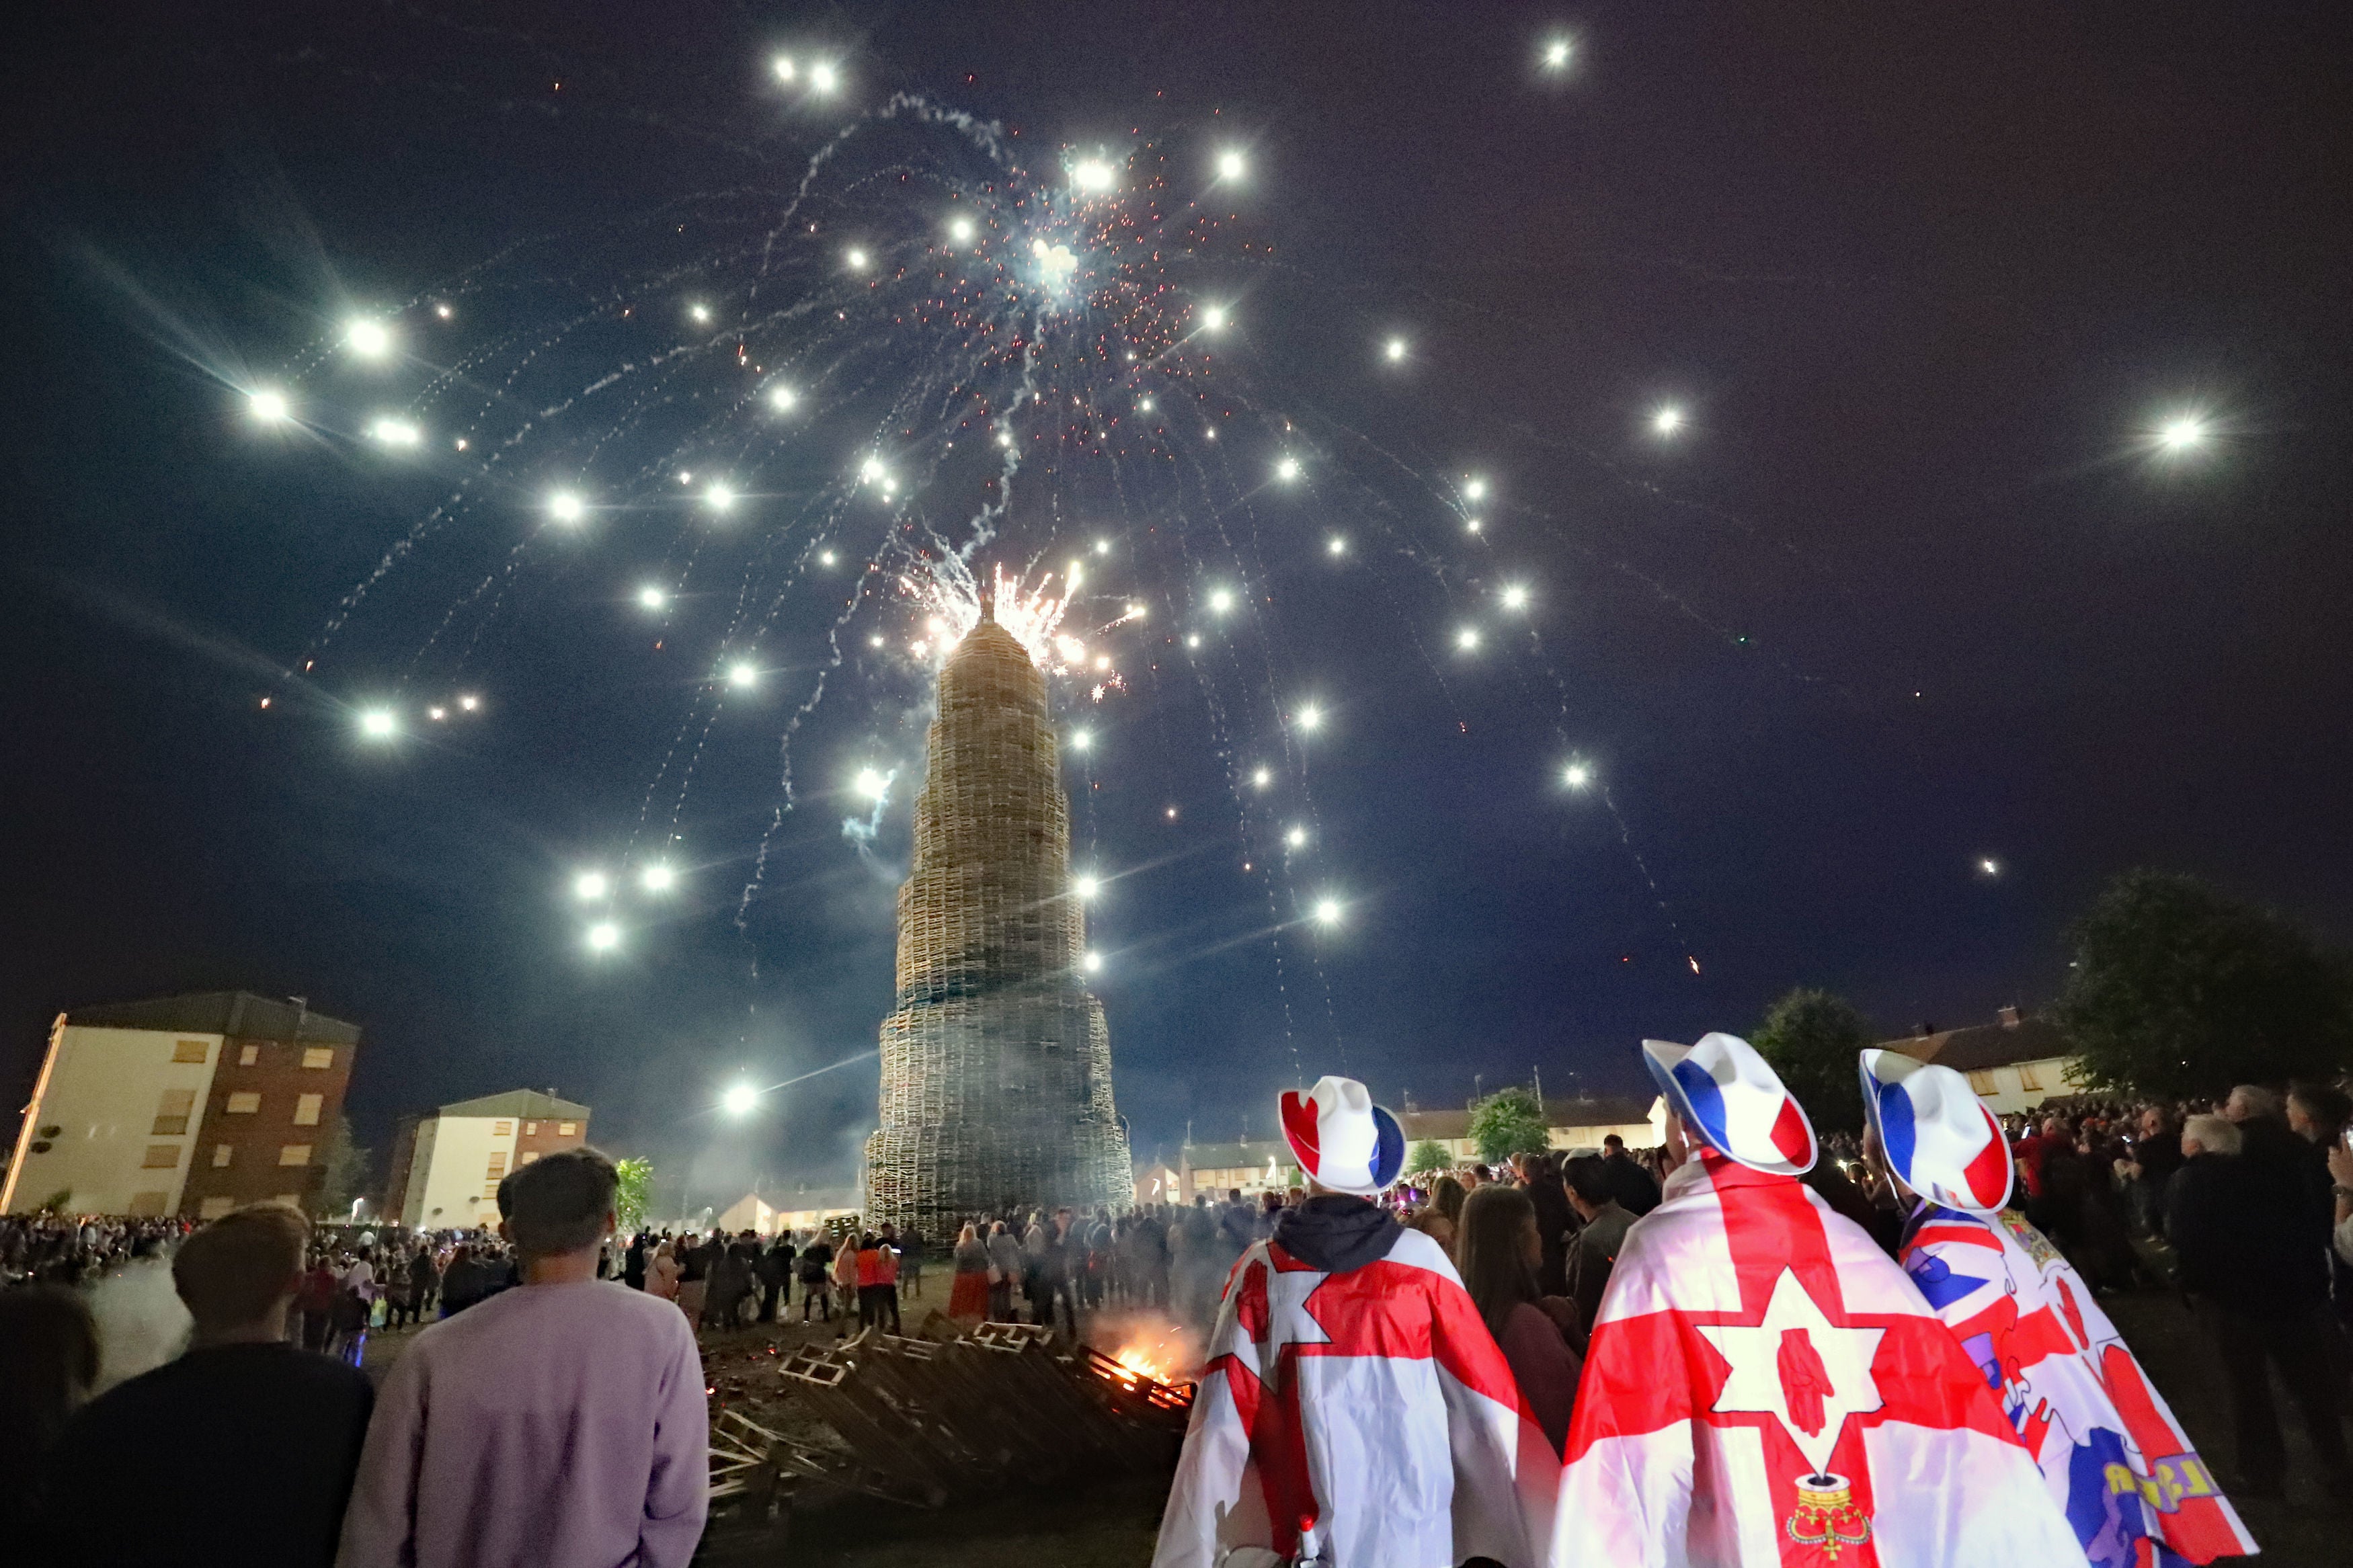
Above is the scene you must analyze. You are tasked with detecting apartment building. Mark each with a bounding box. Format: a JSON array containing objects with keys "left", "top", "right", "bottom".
[{"left": 1, "top": 992, "right": 360, "bottom": 1219}]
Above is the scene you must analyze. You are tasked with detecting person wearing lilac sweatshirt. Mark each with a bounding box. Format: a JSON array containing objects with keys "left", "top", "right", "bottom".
[{"left": 337, "top": 1148, "right": 708, "bottom": 1568}]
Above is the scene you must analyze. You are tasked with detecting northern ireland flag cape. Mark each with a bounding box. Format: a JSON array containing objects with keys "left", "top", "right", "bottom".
[
  {"left": 1152, "top": 1225, "right": 1556, "bottom": 1568},
  {"left": 1556, "top": 1154, "right": 2081, "bottom": 1567},
  {"left": 1900, "top": 1203, "right": 2256, "bottom": 1567}
]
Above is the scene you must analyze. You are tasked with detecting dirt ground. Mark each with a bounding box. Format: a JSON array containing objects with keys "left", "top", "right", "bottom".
[{"left": 365, "top": 1280, "right": 2348, "bottom": 1567}]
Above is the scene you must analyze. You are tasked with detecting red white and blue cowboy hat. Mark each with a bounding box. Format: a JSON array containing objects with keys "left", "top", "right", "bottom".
[
  {"left": 1279, "top": 1075, "right": 1406, "bottom": 1196},
  {"left": 1642, "top": 1032, "right": 1817, "bottom": 1176},
  {"left": 1858, "top": 1048, "right": 2013, "bottom": 1214}
]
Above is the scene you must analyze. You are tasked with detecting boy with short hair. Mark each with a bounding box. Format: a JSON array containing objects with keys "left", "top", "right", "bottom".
[
  {"left": 337, "top": 1148, "right": 708, "bottom": 1567},
  {"left": 42, "top": 1202, "right": 373, "bottom": 1567}
]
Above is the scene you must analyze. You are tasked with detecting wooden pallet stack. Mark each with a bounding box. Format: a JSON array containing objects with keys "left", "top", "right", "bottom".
[{"left": 712, "top": 1318, "right": 1191, "bottom": 1519}]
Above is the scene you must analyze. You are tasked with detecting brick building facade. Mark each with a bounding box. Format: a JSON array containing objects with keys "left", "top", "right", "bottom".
[{"left": 2, "top": 992, "right": 360, "bottom": 1219}]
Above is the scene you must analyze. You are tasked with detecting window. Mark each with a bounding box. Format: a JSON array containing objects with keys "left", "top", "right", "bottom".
[
  {"left": 519, "top": 1151, "right": 541, "bottom": 1165},
  {"left": 173, "top": 1039, "right": 209, "bottom": 1064},
  {"left": 152, "top": 1087, "right": 196, "bottom": 1137},
  {"left": 1967, "top": 1069, "right": 1997, "bottom": 1096},
  {"left": 493, "top": 1121, "right": 513, "bottom": 1137},
  {"left": 278, "top": 1144, "right": 313, "bottom": 1167},
  {"left": 524, "top": 1121, "right": 539, "bottom": 1135},
  {"left": 487, "top": 1153, "right": 509, "bottom": 1178},
  {"left": 212, "top": 1145, "right": 234, "bottom": 1169},
  {"left": 142, "top": 1143, "right": 181, "bottom": 1169},
  {"left": 2016, "top": 1063, "right": 2045, "bottom": 1092},
  {"left": 225, "top": 1092, "right": 261, "bottom": 1114},
  {"left": 558, "top": 1122, "right": 577, "bottom": 1137},
  {"left": 301, "top": 1046, "right": 335, "bottom": 1070},
  {"left": 271, "top": 1193, "right": 300, "bottom": 1208},
  {"left": 198, "top": 1196, "right": 235, "bottom": 1221},
  {"left": 292, "top": 1093, "right": 324, "bottom": 1128},
  {"left": 128, "top": 1191, "right": 168, "bottom": 1216},
  {"left": 238, "top": 1044, "right": 259, "bottom": 1067}
]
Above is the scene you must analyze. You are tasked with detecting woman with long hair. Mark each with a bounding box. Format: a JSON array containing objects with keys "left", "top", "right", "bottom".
[
  {"left": 948, "top": 1223, "right": 990, "bottom": 1326},
  {"left": 646, "top": 1239, "right": 681, "bottom": 1304},
  {"left": 1454, "top": 1182, "right": 1581, "bottom": 1455}
]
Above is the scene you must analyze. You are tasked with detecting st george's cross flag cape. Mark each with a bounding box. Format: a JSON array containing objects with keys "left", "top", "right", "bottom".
[
  {"left": 1556, "top": 1153, "right": 2083, "bottom": 1567},
  {"left": 1901, "top": 1202, "right": 2257, "bottom": 1567},
  {"left": 1152, "top": 1206, "right": 1556, "bottom": 1568}
]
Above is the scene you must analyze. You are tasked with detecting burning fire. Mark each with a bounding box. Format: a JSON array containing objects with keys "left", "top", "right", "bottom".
[{"left": 1100, "top": 1315, "right": 1197, "bottom": 1385}]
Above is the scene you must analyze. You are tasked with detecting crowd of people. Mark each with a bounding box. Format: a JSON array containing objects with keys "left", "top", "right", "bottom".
[{"left": 3, "top": 1061, "right": 2349, "bottom": 1566}]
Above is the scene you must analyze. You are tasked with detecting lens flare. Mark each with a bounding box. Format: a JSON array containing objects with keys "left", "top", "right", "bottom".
[
  {"left": 249, "top": 389, "right": 290, "bottom": 423},
  {"left": 574, "top": 870, "right": 608, "bottom": 899},
  {"left": 346, "top": 319, "right": 393, "bottom": 358}
]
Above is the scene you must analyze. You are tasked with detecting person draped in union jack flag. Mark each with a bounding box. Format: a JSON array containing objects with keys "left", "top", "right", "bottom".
[
  {"left": 1860, "top": 1049, "right": 2257, "bottom": 1568},
  {"left": 1556, "top": 1032, "right": 2081, "bottom": 1568},
  {"left": 1152, "top": 1074, "right": 1556, "bottom": 1568}
]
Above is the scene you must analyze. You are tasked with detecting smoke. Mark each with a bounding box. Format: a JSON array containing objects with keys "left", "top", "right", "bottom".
[
  {"left": 85, "top": 1257, "right": 192, "bottom": 1393},
  {"left": 839, "top": 766, "right": 900, "bottom": 873}
]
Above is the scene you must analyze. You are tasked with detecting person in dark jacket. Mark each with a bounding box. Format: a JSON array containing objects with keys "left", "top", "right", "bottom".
[
  {"left": 797, "top": 1235, "right": 834, "bottom": 1321},
  {"left": 1515, "top": 1152, "right": 1577, "bottom": 1298},
  {"left": 623, "top": 1231, "right": 648, "bottom": 1291},
  {"left": 1597, "top": 1134, "right": 1661, "bottom": 1216},
  {"left": 756, "top": 1235, "right": 794, "bottom": 1321},
  {"left": 2168, "top": 1114, "right": 2347, "bottom": 1497},
  {"left": 41, "top": 1204, "right": 372, "bottom": 1567},
  {"left": 1560, "top": 1156, "right": 1634, "bottom": 1346}
]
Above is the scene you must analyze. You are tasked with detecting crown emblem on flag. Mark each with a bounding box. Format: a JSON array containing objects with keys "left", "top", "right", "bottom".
[{"left": 1787, "top": 1471, "right": 1873, "bottom": 1559}]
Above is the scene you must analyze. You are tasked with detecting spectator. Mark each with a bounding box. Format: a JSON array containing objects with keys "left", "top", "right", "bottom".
[
  {"left": 1597, "top": 1134, "right": 1661, "bottom": 1216},
  {"left": 647, "top": 1239, "right": 681, "bottom": 1305},
  {"left": 898, "top": 1225, "right": 924, "bottom": 1301},
  {"left": 984, "top": 1220, "right": 1021, "bottom": 1322},
  {"left": 42, "top": 1204, "right": 372, "bottom": 1567},
  {"left": 436, "top": 1241, "right": 490, "bottom": 1317},
  {"left": 0, "top": 1288, "right": 97, "bottom": 1538},
  {"left": 798, "top": 1233, "right": 834, "bottom": 1321},
  {"left": 2119, "top": 1106, "right": 2183, "bottom": 1237},
  {"left": 298, "top": 1253, "right": 337, "bottom": 1347},
  {"left": 949, "top": 1223, "right": 991, "bottom": 1325},
  {"left": 1154, "top": 1077, "right": 1547, "bottom": 1567},
  {"left": 875, "top": 1227, "right": 904, "bottom": 1332},
  {"left": 705, "top": 1233, "right": 753, "bottom": 1330},
  {"left": 832, "top": 1229, "right": 863, "bottom": 1332},
  {"left": 1561, "top": 1155, "right": 1634, "bottom": 1341},
  {"left": 2169, "top": 1113, "right": 2348, "bottom": 1496},
  {"left": 1456, "top": 1182, "right": 1582, "bottom": 1456},
  {"left": 756, "top": 1233, "right": 793, "bottom": 1322},
  {"left": 624, "top": 1231, "right": 648, "bottom": 1292},
  {"left": 339, "top": 1149, "right": 708, "bottom": 1567},
  {"left": 1514, "top": 1152, "right": 1576, "bottom": 1297}
]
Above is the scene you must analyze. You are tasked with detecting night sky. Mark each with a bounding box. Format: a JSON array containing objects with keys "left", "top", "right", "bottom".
[{"left": 5, "top": 3, "right": 2349, "bottom": 1214}]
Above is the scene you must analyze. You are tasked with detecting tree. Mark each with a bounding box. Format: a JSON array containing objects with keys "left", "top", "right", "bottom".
[
  {"left": 2055, "top": 869, "right": 2353, "bottom": 1100},
  {"left": 314, "top": 1116, "right": 371, "bottom": 1221},
  {"left": 613, "top": 1157, "right": 655, "bottom": 1235},
  {"left": 1751, "top": 989, "right": 1875, "bottom": 1136},
  {"left": 1406, "top": 1139, "right": 1452, "bottom": 1176},
  {"left": 1468, "top": 1087, "right": 1550, "bottom": 1165}
]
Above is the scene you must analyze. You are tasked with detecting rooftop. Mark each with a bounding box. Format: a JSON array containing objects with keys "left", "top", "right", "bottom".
[
  {"left": 68, "top": 991, "right": 360, "bottom": 1044},
  {"left": 1881, "top": 1009, "right": 2073, "bottom": 1073},
  {"left": 438, "top": 1088, "right": 590, "bottom": 1120}
]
